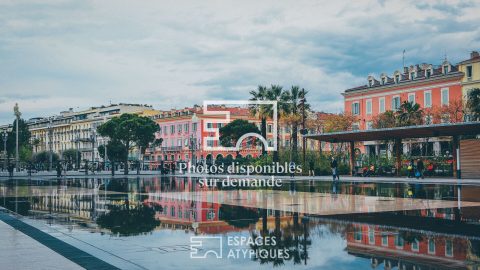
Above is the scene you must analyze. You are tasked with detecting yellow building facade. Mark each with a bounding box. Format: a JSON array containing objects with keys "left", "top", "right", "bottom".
[{"left": 458, "top": 51, "right": 480, "bottom": 120}]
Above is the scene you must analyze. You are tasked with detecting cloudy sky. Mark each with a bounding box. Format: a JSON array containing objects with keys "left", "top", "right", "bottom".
[{"left": 1, "top": 0, "right": 479, "bottom": 124}]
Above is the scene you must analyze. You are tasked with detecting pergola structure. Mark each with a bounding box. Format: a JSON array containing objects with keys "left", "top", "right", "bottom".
[{"left": 304, "top": 122, "right": 480, "bottom": 178}]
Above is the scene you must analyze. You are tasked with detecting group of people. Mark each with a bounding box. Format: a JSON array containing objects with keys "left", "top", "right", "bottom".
[{"left": 407, "top": 158, "right": 425, "bottom": 179}]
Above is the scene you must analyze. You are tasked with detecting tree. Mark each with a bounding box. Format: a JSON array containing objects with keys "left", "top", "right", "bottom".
[
  {"left": 33, "top": 151, "right": 59, "bottom": 166},
  {"left": 322, "top": 113, "right": 356, "bottom": 132},
  {"left": 219, "top": 119, "right": 260, "bottom": 150},
  {"left": 466, "top": 88, "right": 480, "bottom": 121},
  {"left": 372, "top": 111, "right": 397, "bottom": 129},
  {"left": 6, "top": 118, "right": 31, "bottom": 159},
  {"left": 63, "top": 148, "right": 80, "bottom": 169},
  {"left": 284, "top": 86, "right": 309, "bottom": 162},
  {"left": 99, "top": 140, "right": 129, "bottom": 176},
  {"left": 249, "top": 85, "right": 269, "bottom": 155},
  {"left": 431, "top": 99, "right": 464, "bottom": 123},
  {"left": 266, "top": 85, "right": 290, "bottom": 162},
  {"left": 395, "top": 101, "right": 423, "bottom": 127},
  {"left": 97, "top": 205, "right": 160, "bottom": 237},
  {"left": 31, "top": 138, "right": 41, "bottom": 153},
  {"left": 97, "top": 114, "right": 159, "bottom": 175}
]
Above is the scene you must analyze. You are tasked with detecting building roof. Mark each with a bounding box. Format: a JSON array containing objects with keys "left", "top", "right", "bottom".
[
  {"left": 343, "top": 62, "right": 462, "bottom": 95},
  {"left": 304, "top": 122, "right": 480, "bottom": 142}
]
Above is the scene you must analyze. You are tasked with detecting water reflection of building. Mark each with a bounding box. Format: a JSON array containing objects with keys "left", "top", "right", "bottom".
[
  {"left": 344, "top": 218, "right": 480, "bottom": 269},
  {"left": 141, "top": 176, "right": 295, "bottom": 234}
]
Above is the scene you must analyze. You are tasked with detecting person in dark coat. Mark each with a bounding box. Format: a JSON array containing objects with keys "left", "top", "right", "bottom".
[
  {"left": 416, "top": 159, "right": 425, "bottom": 179},
  {"left": 330, "top": 157, "right": 339, "bottom": 181}
]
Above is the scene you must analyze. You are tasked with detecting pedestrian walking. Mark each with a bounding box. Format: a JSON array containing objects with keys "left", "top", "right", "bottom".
[
  {"left": 407, "top": 159, "right": 415, "bottom": 178},
  {"left": 289, "top": 161, "right": 295, "bottom": 178},
  {"left": 330, "top": 157, "right": 339, "bottom": 181},
  {"left": 416, "top": 158, "right": 424, "bottom": 179},
  {"left": 309, "top": 159, "right": 315, "bottom": 176}
]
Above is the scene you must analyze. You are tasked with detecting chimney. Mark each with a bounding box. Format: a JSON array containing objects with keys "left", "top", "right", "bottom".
[{"left": 471, "top": 51, "right": 479, "bottom": 59}]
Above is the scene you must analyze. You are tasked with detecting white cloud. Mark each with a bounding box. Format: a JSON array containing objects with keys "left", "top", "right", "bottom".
[{"left": 0, "top": 0, "right": 479, "bottom": 123}]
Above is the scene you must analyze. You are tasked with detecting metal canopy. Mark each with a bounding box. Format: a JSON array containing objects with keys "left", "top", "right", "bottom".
[{"left": 304, "top": 122, "right": 480, "bottom": 142}]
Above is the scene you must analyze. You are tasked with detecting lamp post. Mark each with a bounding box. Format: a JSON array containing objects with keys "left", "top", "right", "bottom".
[
  {"left": 104, "top": 137, "right": 108, "bottom": 171},
  {"left": 75, "top": 131, "right": 80, "bottom": 170},
  {"left": 90, "top": 130, "right": 96, "bottom": 174},
  {"left": 2, "top": 129, "right": 7, "bottom": 171},
  {"left": 13, "top": 103, "right": 21, "bottom": 171},
  {"left": 47, "top": 117, "right": 53, "bottom": 171},
  {"left": 190, "top": 113, "right": 199, "bottom": 166}
]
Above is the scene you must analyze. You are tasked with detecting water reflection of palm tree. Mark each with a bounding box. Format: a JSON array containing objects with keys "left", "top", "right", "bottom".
[{"left": 251, "top": 211, "right": 311, "bottom": 267}]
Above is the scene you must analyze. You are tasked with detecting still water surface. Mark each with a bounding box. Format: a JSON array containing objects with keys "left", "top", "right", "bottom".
[{"left": 1, "top": 176, "right": 480, "bottom": 270}]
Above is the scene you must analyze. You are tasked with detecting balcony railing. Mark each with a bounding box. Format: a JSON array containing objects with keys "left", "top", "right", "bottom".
[{"left": 160, "top": 146, "right": 183, "bottom": 152}]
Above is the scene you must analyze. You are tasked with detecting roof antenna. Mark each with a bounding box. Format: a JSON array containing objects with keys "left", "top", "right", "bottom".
[
  {"left": 402, "top": 49, "right": 406, "bottom": 69},
  {"left": 444, "top": 50, "right": 448, "bottom": 62}
]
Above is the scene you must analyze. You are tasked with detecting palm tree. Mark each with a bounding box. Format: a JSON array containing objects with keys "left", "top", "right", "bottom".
[
  {"left": 396, "top": 101, "right": 423, "bottom": 127},
  {"left": 249, "top": 85, "right": 269, "bottom": 155},
  {"left": 266, "top": 85, "right": 290, "bottom": 162},
  {"left": 284, "top": 86, "right": 309, "bottom": 162}
]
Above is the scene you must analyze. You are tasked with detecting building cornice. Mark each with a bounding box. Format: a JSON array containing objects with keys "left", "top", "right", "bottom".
[{"left": 343, "top": 72, "right": 464, "bottom": 97}]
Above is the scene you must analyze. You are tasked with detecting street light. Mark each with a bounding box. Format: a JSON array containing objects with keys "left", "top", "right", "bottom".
[
  {"left": 13, "top": 103, "right": 21, "bottom": 171},
  {"left": 47, "top": 117, "right": 54, "bottom": 171},
  {"left": 2, "top": 129, "right": 8, "bottom": 171},
  {"left": 90, "top": 130, "right": 96, "bottom": 174}
]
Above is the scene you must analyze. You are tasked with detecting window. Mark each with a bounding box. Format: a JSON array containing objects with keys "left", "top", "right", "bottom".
[
  {"left": 408, "top": 93, "right": 415, "bottom": 104},
  {"left": 441, "top": 88, "right": 449, "bottom": 105},
  {"left": 352, "top": 102, "right": 360, "bottom": 115},
  {"left": 443, "top": 65, "right": 449, "bottom": 74},
  {"left": 368, "top": 79, "right": 374, "bottom": 87},
  {"left": 424, "top": 91, "right": 432, "bottom": 108},
  {"left": 395, "top": 235, "right": 404, "bottom": 249},
  {"left": 411, "top": 239, "right": 419, "bottom": 252},
  {"left": 192, "top": 123, "right": 197, "bottom": 131},
  {"left": 445, "top": 239, "right": 453, "bottom": 257},
  {"left": 410, "top": 72, "right": 415, "bottom": 80},
  {"left": 207, "top": 123, "right": 213, "bottom": 129},
  {"left": 267, "top": 124, "right": 273, "bottom": 133},
  {"left": 428, "top": 239, "right": 435, "bottom": 254},
  {"left": 426, "top": 69, "right": 432, "bottom": 78},
  {"left": 207, "top": 140, "right": 214, "bottom": 147},
  {"left": 395, "top": 75, "right": 400, "bottom": 83},
  {"left": 467, "top": 65, "right": 473, "bottom": 79},
  {"left": 381, "top": 77, "right": 386, "bottom": 85},
  {"left": 381, "top": 234, "right": 388, "bottom": 247},
  {"left": 164, "top": 126, "right": 168, "bottom": 135},
  {"left": 368, "top": 228, "right": 375, "bottom": 244},
  {"left": 178, "top": 124, "right": 182, "bottom": 133},
  {"left": 171, "top": 206, "right": 176, "bottom": 217},
  {"left": 170, "top": 125, "right": 175, "bottom": 134},
  {"left": 354, "top": 229, "right": 362, "bottom": 242},
  {"left": 366, "top": 99, "right": 372, "bottom": 115},
  {"left": 184, "top": 123, "right": 189, "bottom": 132},
  {"left": 379, "top": 97, "right": 385, "bottom": 113},
  {"left": 391, "top": 96, "right": 401, "bottom": 110}
]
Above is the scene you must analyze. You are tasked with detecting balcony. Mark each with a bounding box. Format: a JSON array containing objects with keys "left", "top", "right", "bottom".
[{"left": 160, "top": 146, "right": 183, "bottom": 152}]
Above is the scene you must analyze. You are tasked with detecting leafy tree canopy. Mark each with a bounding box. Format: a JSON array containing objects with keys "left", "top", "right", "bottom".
[{"left": 219, "top": 119, "right": 261, "bottom": 147}]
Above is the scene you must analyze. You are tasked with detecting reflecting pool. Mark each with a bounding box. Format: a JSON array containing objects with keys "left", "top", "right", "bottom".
[{"left": 1, "top": 176, "right": 480, "bottom": 269}]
